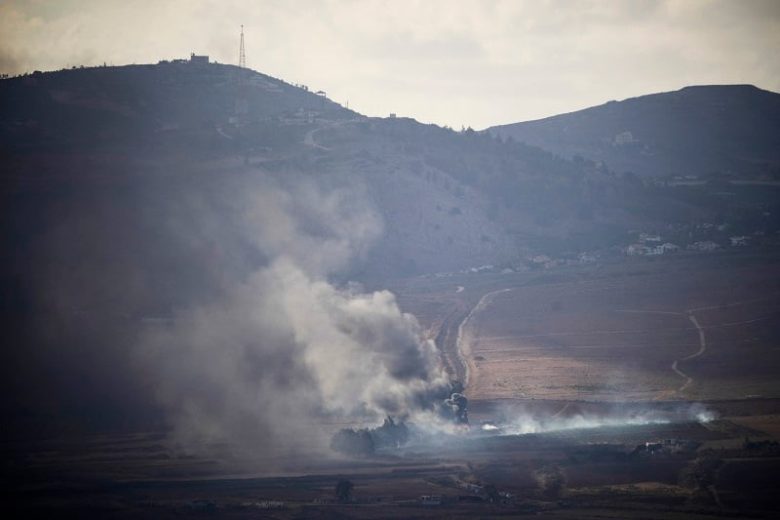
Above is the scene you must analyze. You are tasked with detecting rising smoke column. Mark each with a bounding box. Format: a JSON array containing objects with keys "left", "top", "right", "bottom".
[{"left": 138, "top": 172, "right": 452, "bottom": 456}]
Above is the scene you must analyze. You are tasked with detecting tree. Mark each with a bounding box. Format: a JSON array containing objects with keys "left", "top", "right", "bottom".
[
  {"left": 534, "top": 464, "right": 566, "bottom": 499},
  {"left": 335, "top": 479, "right": 354, "bottom": 503},
  {"left": 482, "top": 483, "right": 500, "bottom": 503}
]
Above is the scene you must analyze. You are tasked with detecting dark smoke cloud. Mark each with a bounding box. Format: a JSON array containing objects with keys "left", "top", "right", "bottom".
[{"left": 137, "top": 172, "right": 452, "bottom": 455}]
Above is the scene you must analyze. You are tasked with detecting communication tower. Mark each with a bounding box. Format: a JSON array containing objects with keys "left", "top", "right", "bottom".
[{"left": 239, "top": 25, "right": 246, "bottom": 69}]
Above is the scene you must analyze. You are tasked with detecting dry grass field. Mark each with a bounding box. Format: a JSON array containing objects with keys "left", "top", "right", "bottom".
[
  {"left": 8, "top": 251, "right": 780, "bottom": 518},
  {"left": 427, "top": 252, "right": 780, "bottom": 403}
]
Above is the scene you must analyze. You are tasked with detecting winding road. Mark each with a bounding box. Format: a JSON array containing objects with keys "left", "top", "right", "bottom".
[
  {"left": 671, "top": 312, "right": 707, "bottom": 393},
  {"left": 618, "top": 293, "right": 779, "bottom": 396},
  {"left": 616, "top": 308, "right": 706, "bottom": 395},
  {"left": 435, "top": 286, "right": 778, "bottom": 398},
  {"left": 439, "top": 287, "right": 707, "bottom": 396},
  {"left": 303, "top": 126, "right": 331, "bottom": 151}
]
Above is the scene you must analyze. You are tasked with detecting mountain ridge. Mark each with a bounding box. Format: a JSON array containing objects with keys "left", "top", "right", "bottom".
[
  {"left": 2, "top": 62, "right": 780, "bottom": 437},
  {"left": 489, "top": 84, "right": 769, "bottom": 126},
  {"left": 488, "top": 84, "right": 780, "bottom": 179}
]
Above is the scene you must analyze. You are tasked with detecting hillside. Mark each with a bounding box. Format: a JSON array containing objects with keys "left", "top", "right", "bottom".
[
  {"left": 0, "top": 61, "right": 353, "bottom": 149},
  {"left": 2, "top": 63, "right": 779, "bottom": 437},
  {"left": 488, "top": 85, "right": 780, "bottom": 179},
  {"left": 0, "top": 60, "right": 655, "bottom": 280},
  {"left": 2, "top": 65, "right": 777, "bottom": 284}
]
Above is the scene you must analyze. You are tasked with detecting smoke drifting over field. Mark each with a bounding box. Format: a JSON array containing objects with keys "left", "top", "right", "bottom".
[
  {"left": 482, "top": 403, "right": 716, "bottom": 437},
  {"left": 138, "top": 172, "right": 454, "bottom": 455}
]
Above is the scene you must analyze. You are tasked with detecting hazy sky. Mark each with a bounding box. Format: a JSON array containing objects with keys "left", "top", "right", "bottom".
[{"left": 1, "top": 0, "right": 778, "bottom": 128}]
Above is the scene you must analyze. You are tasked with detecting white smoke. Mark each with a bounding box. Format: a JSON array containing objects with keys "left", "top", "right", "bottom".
[
  {"left": 484, "top": 404, "right": 716, "bottom": 436},
  {"left": 500, "top": 412, "right": 671, "bottom": 435},
  {"left": 138, "top": 172, "right": 451, "bottom": 456}
]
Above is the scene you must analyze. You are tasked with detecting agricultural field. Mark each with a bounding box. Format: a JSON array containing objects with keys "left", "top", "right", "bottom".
[
  {"left": 393, "top": 250, "right": 780, "bottom": 405},
  {"left": 7, "top": 250, "right": 780, "bottom": 518},
  {"left": 7, "top": 410, "right": 780, "bottom": 518}
]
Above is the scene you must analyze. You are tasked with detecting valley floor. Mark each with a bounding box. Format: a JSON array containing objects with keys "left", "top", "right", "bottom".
[
  {"left": 6, "top": 250, "right": 780, "bottom": 518},
  {"left": 392, "top": 249, "right": 780, "bottom": 404}
]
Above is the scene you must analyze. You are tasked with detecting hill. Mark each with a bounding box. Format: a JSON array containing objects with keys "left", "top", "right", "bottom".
[
  {"left": 1, "top": 63, "right": 779, "bottom": 437},
  {"left": 0, "top": 60, "right": 654, "bottom": 280},
  {"left": 488, "top": 85, "right": 780, "bottom": 179}
]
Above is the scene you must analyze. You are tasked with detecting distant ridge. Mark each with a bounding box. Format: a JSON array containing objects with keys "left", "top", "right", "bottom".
[
  {"left": 488, "top": 84, "right": 780, "bottom": 178},
  {"left": 0, "top": 61, "right": 354, "bottom": 150}
]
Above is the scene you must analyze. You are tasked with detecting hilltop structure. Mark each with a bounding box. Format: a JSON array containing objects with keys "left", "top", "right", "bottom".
[{"left": 189, "top": 53, "right": 209, "bottom": 65}]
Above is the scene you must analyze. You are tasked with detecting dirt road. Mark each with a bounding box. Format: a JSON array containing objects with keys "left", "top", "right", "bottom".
[
  {"left": 303, "top": 126, "right": 331, "bottom": 151},
  {"left": 455, "top": 289, "right": 512, "bottom": 389},
  {"left": 434, "top": 301, "right": 470, "bottom": 384},
  {"left": 672, "top": 312, "right": 708, "bottom": 393}
]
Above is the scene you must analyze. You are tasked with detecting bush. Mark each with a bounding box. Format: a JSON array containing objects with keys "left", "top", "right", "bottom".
[
  {"left": 335, "top": 479, "right": 354, "bottom": 503},
  {"left": 534, "top": 464, "right": 566, "bottom": 499}
]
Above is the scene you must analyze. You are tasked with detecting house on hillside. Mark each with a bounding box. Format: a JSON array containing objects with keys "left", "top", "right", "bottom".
[
  {"left": 419, "top": 495, "right": 442, "bottom": 506},
  {"left": 189, "top": 53, "right": 209, "bottom": 65},
  {"left": 626, "top": 243, "right": 649, "bottom": 256},
  {"left": 688, "top": 240, "right": 720, "bottom": 252},
  {"left": 626, "top": 242, "right": 678, "bottom": 256},
  {"left": 657, "top": 242, "right": 679, "bottom": 254}
]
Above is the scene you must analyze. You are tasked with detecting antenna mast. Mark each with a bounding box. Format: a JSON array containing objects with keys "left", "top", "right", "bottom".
[{"left": 239, "top": 25, "right": 246, "bottom": 68}]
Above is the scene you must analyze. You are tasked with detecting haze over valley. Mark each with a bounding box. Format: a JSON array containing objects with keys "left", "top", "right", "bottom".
[{"left": 3, "top": 2, "right": 780, "bottom": 518}]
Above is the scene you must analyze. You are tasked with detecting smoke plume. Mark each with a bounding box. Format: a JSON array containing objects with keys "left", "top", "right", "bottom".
[
  {"left": 138, "top": 171, "right": 452, "bottom": 456},
  {"left": 482, "top": 402, "right": 716, "bottom": 436}
]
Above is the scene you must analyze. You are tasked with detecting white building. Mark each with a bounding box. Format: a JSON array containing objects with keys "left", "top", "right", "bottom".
[
  {"left": 189, "top": 53, "right": 209, "bottom": 65},
  {"left": 688, "top": 240, "right": 720, "bottom": 252},
  {"left": 639, "top": 233, "right": 661, "bottom": 243}
]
